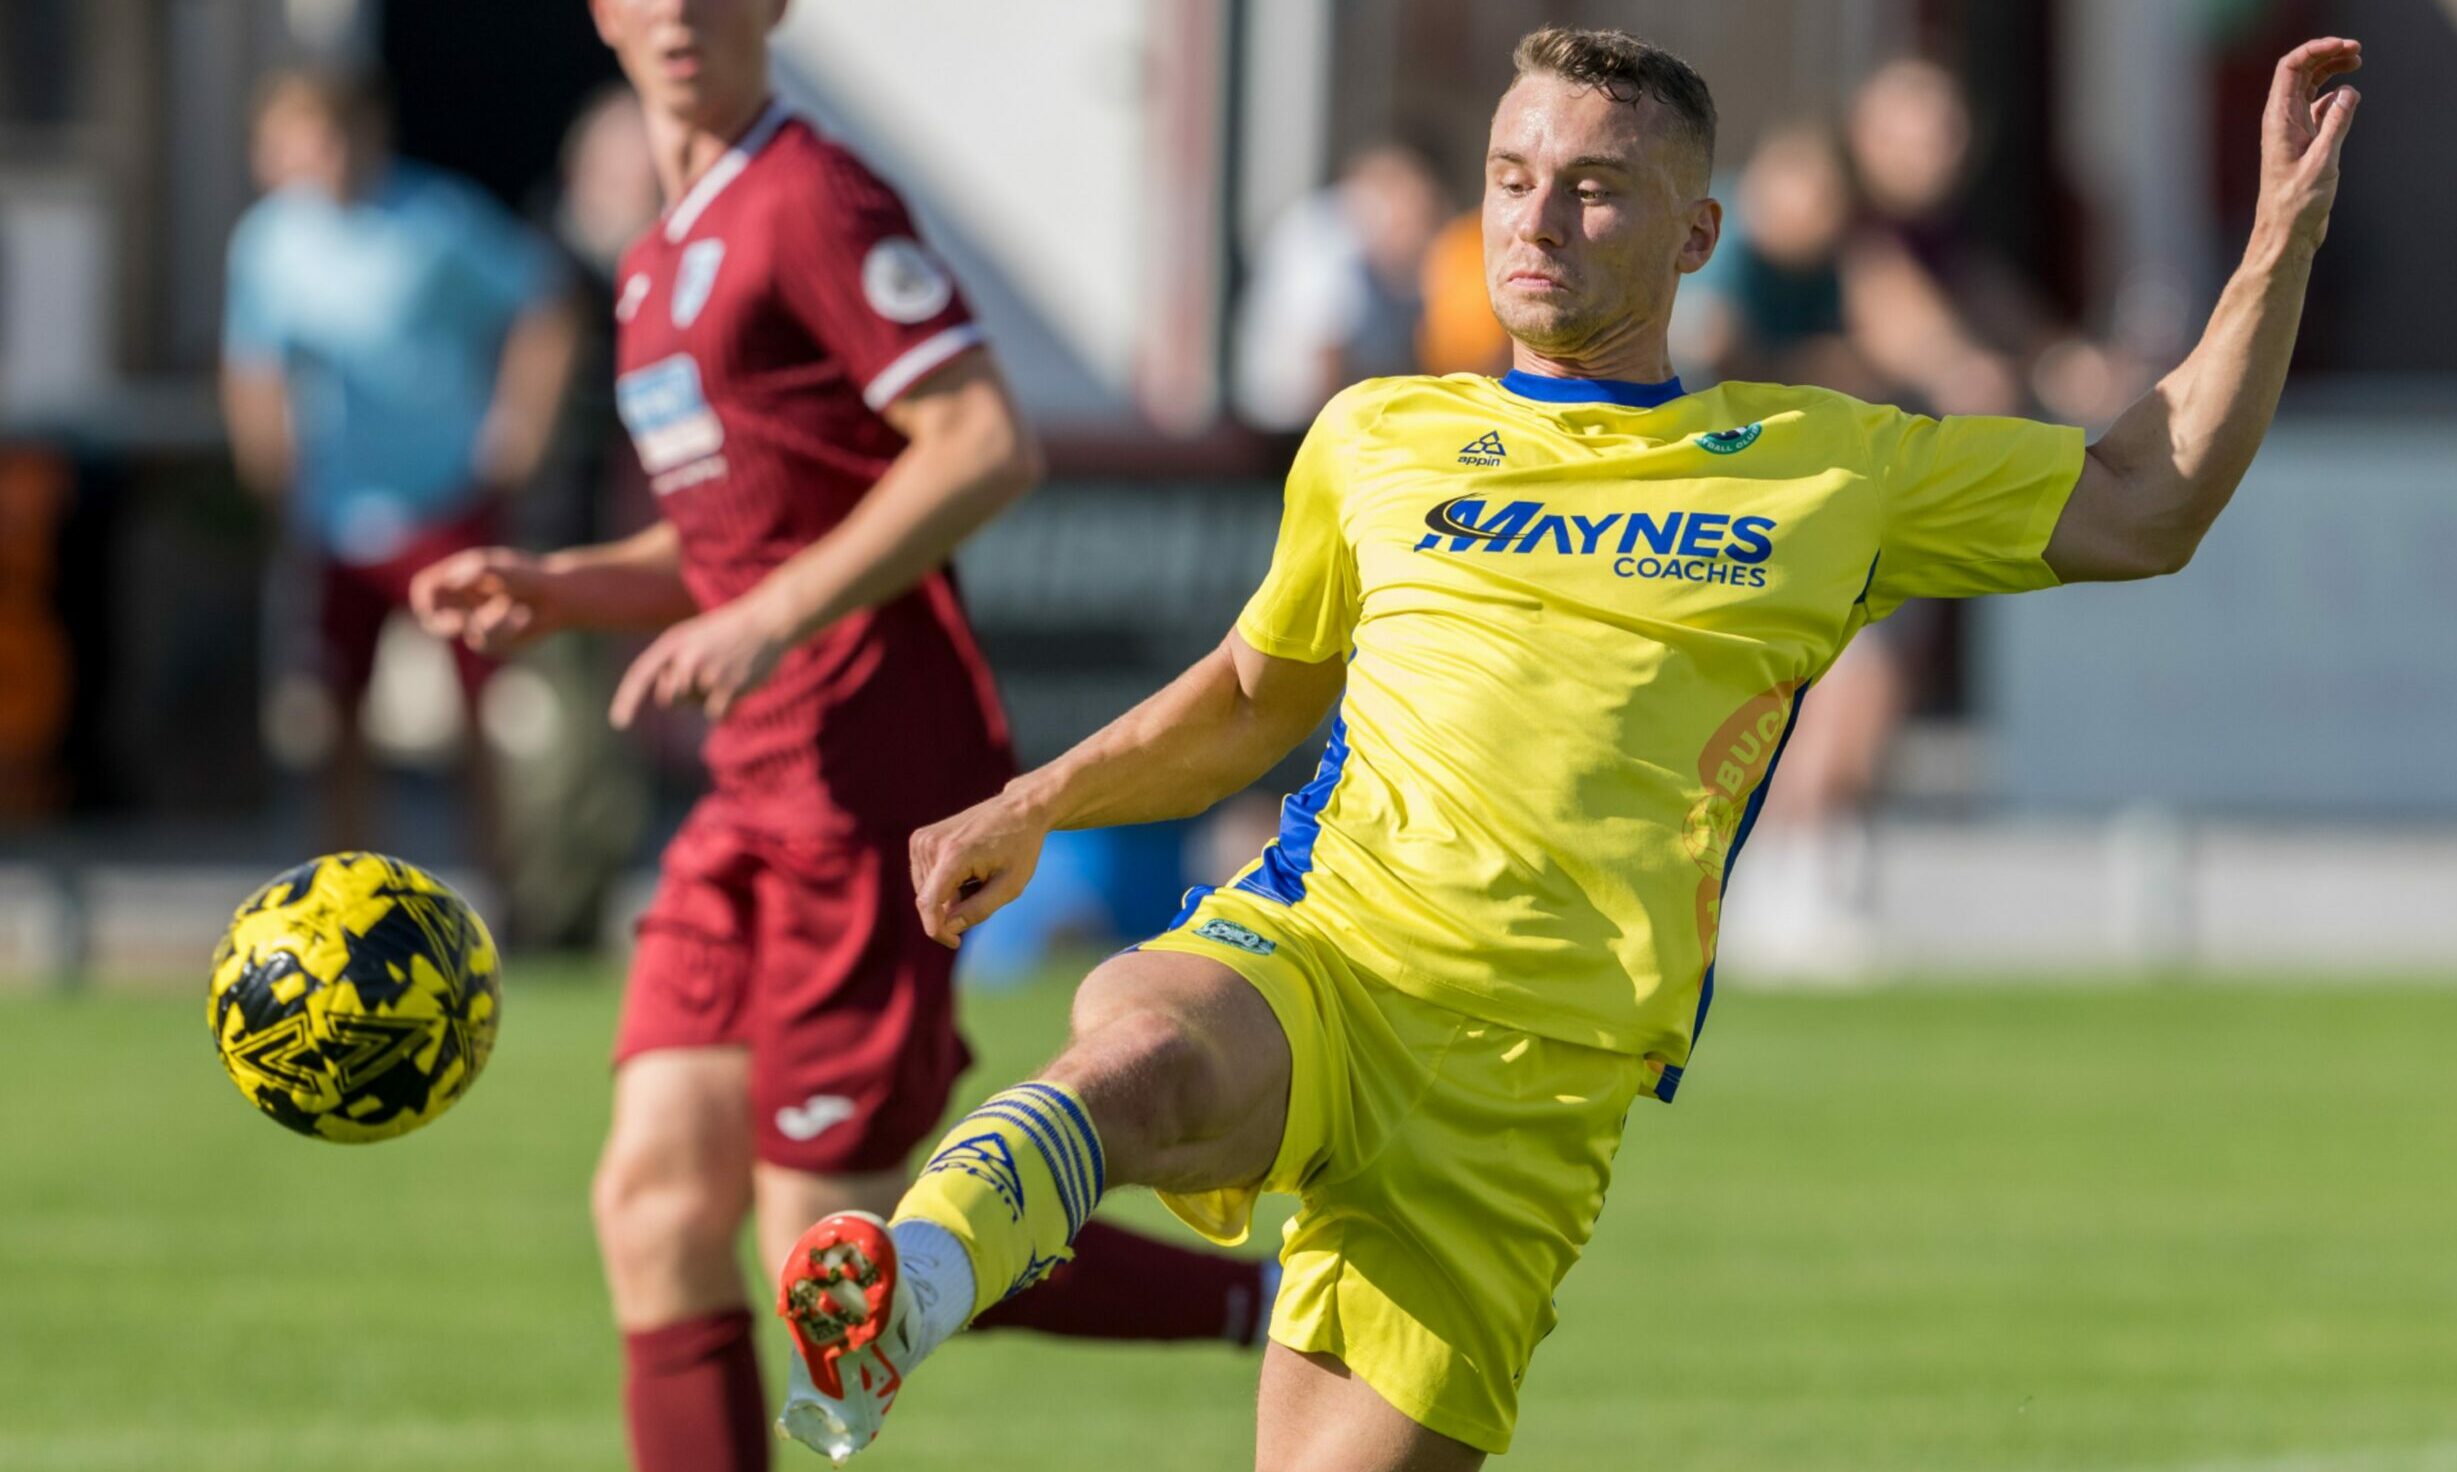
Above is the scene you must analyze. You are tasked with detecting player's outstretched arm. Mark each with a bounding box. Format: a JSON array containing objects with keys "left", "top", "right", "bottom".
[
  {"left": 2045, "top": 37, "right": 2360, "bottom": 584},
  {"left": 410, "top": 521, "right": 697, "bottom": 656},
  {"left": 910, "top": 631, "right": 1345, "bottom": 946},
  {"left": 607, "top": 346, "right": 1037, "bottom": 727}
]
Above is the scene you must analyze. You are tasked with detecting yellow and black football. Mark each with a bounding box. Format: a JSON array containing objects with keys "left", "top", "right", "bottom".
[{"left": 208, "top": 853, "right": 501, "bottom": 1143}]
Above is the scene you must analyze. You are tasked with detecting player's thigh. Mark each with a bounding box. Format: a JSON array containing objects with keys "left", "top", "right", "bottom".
[
  {"left": 750, "top": 1162, "right": 907, "bottom": 1282},
  {"left": 597, "top": 1047, "right": 757, "bottom": 1216},
  {"left": 601, "top": 808, "right": 762, "bottom": 1231},
  {"left": 594, "top": 1047, "right": 759, "bottom": 1324},
  {"left": 1256, "top": 1344, "right": 1485, "bottom": 1472},
  {"left": 1054, "top": 944, "right": 1293, "bottom": 1191}
]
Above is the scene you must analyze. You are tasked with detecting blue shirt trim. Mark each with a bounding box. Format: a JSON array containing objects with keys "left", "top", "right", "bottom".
[
  {"left": 1498, "top": 369, "right": 1687, "bottom": 409},
  {"left": 1235, "top": 712, "right": 1352, "bottom": 905}
]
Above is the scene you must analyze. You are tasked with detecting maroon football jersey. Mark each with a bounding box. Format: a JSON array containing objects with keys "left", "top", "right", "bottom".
[{"left": 614, "top": 102, "right": 1012, "bottom": 835}]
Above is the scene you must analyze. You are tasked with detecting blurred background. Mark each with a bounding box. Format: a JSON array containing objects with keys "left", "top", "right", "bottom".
[
  {"left": 6, "top": 7, "right": 2457, "bottom": 1472},
  {"left": 2, "top": 0, "right": 2454, "bottom": 987}
]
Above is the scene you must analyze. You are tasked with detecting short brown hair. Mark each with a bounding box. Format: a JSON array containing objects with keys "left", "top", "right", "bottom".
[
  {"left": 1511, "top": 26, "right": 1717, "bottom": 180},
  {"left": 253, "top": 66, "right": 390, "bottom": 141}
]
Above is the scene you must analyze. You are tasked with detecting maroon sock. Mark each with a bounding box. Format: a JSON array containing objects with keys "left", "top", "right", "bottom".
[
  {"left": 971, "top": 1220, "right": 1272, "bottom": 1346},
  {"left": 621, "top": 1308, "right": 769, "bottom": 1472}
]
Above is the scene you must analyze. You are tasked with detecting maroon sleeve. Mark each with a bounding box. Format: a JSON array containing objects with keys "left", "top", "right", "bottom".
[{"left": 776, "top": 142, "right": 982, "bottom": 412}]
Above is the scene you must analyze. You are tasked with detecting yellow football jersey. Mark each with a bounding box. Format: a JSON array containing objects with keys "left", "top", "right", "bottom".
[{"left": 1227, "top": 370, "right": 2084, "bottom": 1099}]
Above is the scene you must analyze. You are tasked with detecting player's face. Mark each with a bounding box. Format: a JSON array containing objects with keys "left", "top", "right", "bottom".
[
  {"left": 592, "top": 0, "right": 785, "bottom": 128},
  {"left": 252, "top": 96, "right": 350, "bottom": 199},
  {"left": 1483, "top": 73, "right": 1719, "bottom": 365}
]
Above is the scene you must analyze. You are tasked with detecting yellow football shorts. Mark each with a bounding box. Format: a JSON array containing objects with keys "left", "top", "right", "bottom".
[{"left": 1139, "top": 885, "right": 1649, "bottom": 1454}]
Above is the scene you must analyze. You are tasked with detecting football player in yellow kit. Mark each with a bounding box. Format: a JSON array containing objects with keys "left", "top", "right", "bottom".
[{"left": 771, "top": 24, "right": 2362, "bottom": 1469}]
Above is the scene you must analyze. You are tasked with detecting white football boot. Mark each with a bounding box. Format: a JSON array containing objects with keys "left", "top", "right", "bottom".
[{"left": 775, "top": 1211, "right": 916, "bottom": 1465}]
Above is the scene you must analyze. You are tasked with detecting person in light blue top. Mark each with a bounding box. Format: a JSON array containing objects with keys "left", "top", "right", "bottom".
[{"left": 221, "top": 67, "right": 577, "bottom": 878}]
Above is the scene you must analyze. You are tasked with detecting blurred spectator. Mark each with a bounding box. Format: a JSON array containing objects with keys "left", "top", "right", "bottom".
[
  {"left": 552, "top": 84, "right": 663, "bottom": 285},
  {"left": 220, "top": 68, "right": 578, "bottom": 887},
  {"left": 1417, "top": 208, "right": 1511, "bottom": 377},
  {"left": 1838, "top": 58, "right": 2028, "bottom": 418},
  {"left": 1682, "top": 121, "right": 1885, "bottom": 397},
  {"left": 479, "top": 83, "right": 664, "bottom": 950},
  {"left": 1690, "top": 71, "right": 2022, "bottom": 976},
  {"left": 0, "top": 449, "right": 73, "bottom": 820},
  {"left": 528, "top": 82, "right": 663, "bottom": 551},
  {"left": 1842, "top": 57, "right": 2147, "bottom": 424},
  {"left": 1233, "top": 140, "right": 1447, "bottom": 430}
]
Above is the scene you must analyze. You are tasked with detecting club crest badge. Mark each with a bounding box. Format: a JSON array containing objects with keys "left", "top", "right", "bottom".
[
  {"left": 672, "top": 239, "right": 726, "bottom": 327},
  {"left": 1696, "top": 422, "right": 1764, "bottom": 455}
]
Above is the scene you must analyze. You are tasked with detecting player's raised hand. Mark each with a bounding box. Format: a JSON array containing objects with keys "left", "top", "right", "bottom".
[
  {"left": 2258, "top": 37, "right": 2361, "bottom": 250},
  {"left": 909, "top": 793, "right": 1048, "bottom": 948},
  {"left": 608, "top": 592, "right": 789, "bottom": 729},
  {"left": 409, "top": 546, "right": 566, "bottom": 655}
]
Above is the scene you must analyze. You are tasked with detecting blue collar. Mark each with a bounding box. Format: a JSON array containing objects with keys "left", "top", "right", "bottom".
[{"left": 1498, "top": 368, "right": 1686, "bottom": 409}]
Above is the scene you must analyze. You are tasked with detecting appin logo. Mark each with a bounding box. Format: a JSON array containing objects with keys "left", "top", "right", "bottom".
[
  {"left": 1193, "top": 918, "right": 1276, "bottom": 956},
  {"left": 1696, "top": 422, "right": 1763, "bottom": 455},
  {"left": 919, "top": 1130, "right": 1028, "bottom": 1222},
  {"left": 1457, "top": 430, "right": 1508, "bottom": 467}
]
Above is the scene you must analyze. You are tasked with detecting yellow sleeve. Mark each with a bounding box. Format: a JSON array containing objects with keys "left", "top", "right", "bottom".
[
  {"left": 1235, "top": 395, "right": 1361, "bottom": 662},
  {"left": 1863, "top": 405, "right": 2087, "bottom": 618}
]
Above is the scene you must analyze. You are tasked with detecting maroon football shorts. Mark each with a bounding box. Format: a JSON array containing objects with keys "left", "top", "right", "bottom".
[
  {"left": 614, "top": 796, "right": 970, "bottom": 1173},
  {"left": 317, "top": 503, "right": 500, "bottom": 704}
]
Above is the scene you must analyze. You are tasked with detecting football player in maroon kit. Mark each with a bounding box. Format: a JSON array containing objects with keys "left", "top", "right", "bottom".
[{"left": 411, "top": 2, "right": 1269, "bottom": 1468}]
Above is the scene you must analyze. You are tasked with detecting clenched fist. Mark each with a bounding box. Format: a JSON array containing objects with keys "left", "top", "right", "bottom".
[{"left": 909, "top": 790, "right": 1051, "bottom": 948}]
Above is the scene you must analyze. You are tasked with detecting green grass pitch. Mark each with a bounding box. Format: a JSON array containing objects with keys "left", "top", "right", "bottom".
[{"left": 4, "top": 971, "right": 2455, "bottom": 1471}]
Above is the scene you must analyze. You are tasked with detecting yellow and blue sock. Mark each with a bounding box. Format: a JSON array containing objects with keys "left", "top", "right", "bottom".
[{"left": 892, "top": 1081, "right": 1106, "bottom": 1333}]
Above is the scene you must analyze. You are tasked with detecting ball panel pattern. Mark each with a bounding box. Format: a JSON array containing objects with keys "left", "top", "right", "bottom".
[{"left": 208, "top": 853, "right": 501, "bottom": 1143}]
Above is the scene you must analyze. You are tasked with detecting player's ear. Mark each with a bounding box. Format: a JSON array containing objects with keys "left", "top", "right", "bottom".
[
  {"left": 586, "top": 0, "right": 620, "bottom": 49},
  {"left": 1676, "top": 195, "right": 1722, "bottom": 276}
]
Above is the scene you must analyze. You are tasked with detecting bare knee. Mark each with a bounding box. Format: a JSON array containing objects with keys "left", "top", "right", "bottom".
[
  {"left": 593, "top": 1051, "right": 757, "bottom": 1326},
  {"left": 1048, "top": 952, "right": 1289, "bottom": 1190},
  {"left": 1065, "top": 1005, "right": 1232, "bottom": 1142},
  {"left": 592, "top": 1142, "right": 748, "bottom": 1292}
]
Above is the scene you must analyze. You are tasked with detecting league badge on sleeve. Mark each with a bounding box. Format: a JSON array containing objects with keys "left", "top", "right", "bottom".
[
  {"left": 862, "top": 237, "right": 955, "bottom": 323},
  {"left": 672, "top": 239, "right": 727, "bottom": 327}
]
